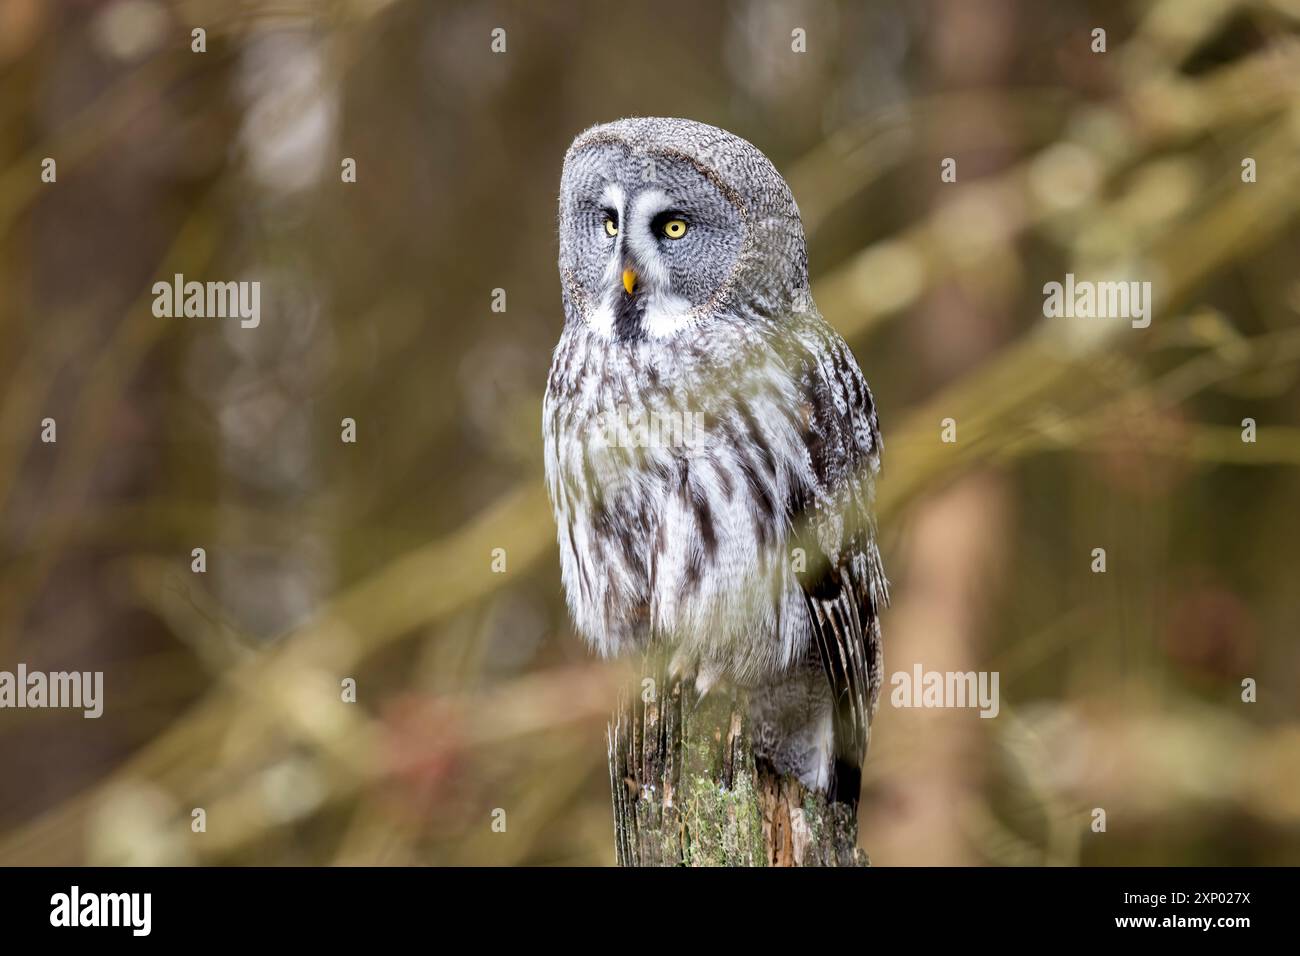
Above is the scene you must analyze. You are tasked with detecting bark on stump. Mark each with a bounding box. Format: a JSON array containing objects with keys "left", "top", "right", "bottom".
[{"left": 607, "top": 672, "right": 867, "bottom": 867}]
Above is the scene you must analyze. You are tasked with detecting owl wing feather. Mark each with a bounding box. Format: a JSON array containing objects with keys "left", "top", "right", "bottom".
[{"left": 780, "top": 315, "right": 886, "bottom": 803}]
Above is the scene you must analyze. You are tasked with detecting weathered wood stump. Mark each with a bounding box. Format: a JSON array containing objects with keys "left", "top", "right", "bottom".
[{"left": 607, "top": 671, "right": 867, "bottom": 867}]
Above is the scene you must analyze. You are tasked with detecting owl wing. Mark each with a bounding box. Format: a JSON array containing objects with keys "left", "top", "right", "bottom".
[{"left": 782, "top": 316, "right": 887, "bottom": 803}]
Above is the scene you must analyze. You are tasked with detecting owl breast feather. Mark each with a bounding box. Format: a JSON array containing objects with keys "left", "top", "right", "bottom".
[{"left": 544, "top": 314, "right": 838, "bottom": 687}]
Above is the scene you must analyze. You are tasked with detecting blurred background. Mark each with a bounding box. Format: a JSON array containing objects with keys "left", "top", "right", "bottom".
[{"left": 1, "top": 0, "right": 1298, "bottom": 866}]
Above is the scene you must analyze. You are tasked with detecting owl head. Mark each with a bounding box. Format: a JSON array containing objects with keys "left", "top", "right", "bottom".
[{"left": 558, "top": 117, "right": 810, "bottom": 342}]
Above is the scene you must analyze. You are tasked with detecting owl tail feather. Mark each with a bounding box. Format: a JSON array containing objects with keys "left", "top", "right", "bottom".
[{"left": 829, "top": 756, "right": 861, "bottom": 809}]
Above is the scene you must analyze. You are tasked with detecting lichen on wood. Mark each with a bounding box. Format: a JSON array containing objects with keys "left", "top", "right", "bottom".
[{"left": 607, "top": 668, "right": 867, "bottom": 867}]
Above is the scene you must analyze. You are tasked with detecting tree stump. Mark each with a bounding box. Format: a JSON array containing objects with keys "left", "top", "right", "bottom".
[{"left": 607, "top": 670, "right": 867, "bottom": 867}]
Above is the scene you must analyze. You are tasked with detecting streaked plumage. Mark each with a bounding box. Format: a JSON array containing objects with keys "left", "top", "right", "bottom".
[{"left": 544, "top": 117, "right": 886, "bottom": 802}]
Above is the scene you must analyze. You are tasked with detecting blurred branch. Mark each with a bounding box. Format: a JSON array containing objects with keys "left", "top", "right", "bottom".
[
  {"left": 813, "top": 41, "right": 1300, "bottom": 343},
  {"left": 0, "top": 203, "right": 219, "bottom": 644},
  {"left": 875, "top": 112, "right": 1300, "bottom": 517},
  {"left": 0, "top": 58, "right": 182, "bottom": 234},
  {"left": 787, "top": 87, "right": 1074, "bottom": 239}
]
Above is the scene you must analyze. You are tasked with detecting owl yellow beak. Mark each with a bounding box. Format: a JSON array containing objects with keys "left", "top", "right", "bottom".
[{"left": 622, "top": 268, "right": 638, "bottom": 294}]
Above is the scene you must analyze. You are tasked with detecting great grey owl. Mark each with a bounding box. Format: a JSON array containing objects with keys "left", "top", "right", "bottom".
[{"left": 543, "top": 117, "right": 886, "bottom": 804}]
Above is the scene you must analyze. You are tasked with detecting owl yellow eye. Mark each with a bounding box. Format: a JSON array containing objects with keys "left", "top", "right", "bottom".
[
  {"left": 662, "top": 218, "right": 688, "bottom": 239},
  {"left": 603, "top": 217, "right": 618, "bottom": 237}
]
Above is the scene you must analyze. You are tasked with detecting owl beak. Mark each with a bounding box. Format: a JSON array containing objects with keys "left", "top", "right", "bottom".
[{"left": 622, "top": 268, "right": 638, "bottom": 295}]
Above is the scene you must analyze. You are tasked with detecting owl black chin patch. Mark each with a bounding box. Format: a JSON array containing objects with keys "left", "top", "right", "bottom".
[{"left": 613, "top": 289, "right": 647, "bottom": 342}]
